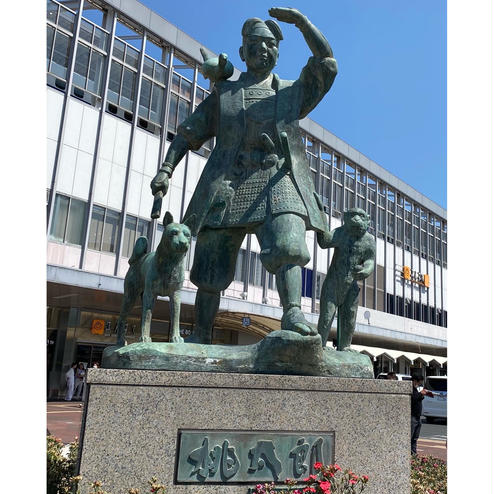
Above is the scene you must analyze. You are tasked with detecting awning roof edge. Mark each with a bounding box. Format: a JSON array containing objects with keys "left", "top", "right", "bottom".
[{"left": 348, "top": 344, "right": 447, "bottom": 366}]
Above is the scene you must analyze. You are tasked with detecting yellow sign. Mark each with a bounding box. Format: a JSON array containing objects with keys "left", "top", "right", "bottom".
[
  {"left": 403, "top": 266, "right": 411, "bottom": 280},
  {"left": 401, "top": 266, "right": 429, "bottom": 288},
  {"left": 91, "top": 319, "right": 105, "bottom": 335}
]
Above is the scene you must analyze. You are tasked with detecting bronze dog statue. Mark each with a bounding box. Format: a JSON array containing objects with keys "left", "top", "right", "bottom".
[{"left": 116, "top": 212, "right": 192, "bottom": 345}]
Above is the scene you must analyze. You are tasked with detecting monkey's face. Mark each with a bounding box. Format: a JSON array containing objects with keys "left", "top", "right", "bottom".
[{"left": 343, "top": 209, "right": 370, "bottom": 237}]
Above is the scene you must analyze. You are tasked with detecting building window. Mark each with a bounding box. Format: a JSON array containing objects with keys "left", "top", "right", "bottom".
[
  {"left": 79, "top": 18, "right": 108, "bottom": 51},
  {"left": 345, "top": 190, "right": 355, "bottom": 210},
  {"left": 106, "top": 38, "right": 140, "bottom": 111},
  {"left": 122, "top": 215, "right": 151, "bottom": 258},
  {"left": 320, "top": 176, "right": 331, "bottom": 208},
  {"left": 320, "top": 148, "right": 332, "bottom": 177},
  {"left": 234, "top": 249, "right": 247, "bottom": 283},
  {"left": 249, "top": 252, "right": 263, "bottom": 287},
  {"left": 46, "top": 1, "right": 77, "bottom": 81},
  {"left": 193, "top": 86, "right": 214, "bottom": 157},
  {"left": 108, "top": 61, "right": 137, "bottom": 111},
  {"left": 139, "top": 77, "right": 165, "bottom": 124},
  {"left": 377, "top": 208, "right": 385, "bottom": 234},
  {"left": 332, "top": 183, "right": 343, "bottom": 212},
  {"left": 301, "top": 268, "right": 313, "bottom": 298},
  {"left": 345, "top": 162, "right": 355, "bottom": 190},
  {"left": 315, "top": 272, "right": 326, "bottom": 300},
  {"left": 167, "top": 72, "right": 192, "bottom": 134},
  {"left": 49, "top": 194, "right": 87, "bottom": 246},
  {"left": 367, "top": 176, "right": 376, "bottom": 203},
  {"left": 88, "top": 205, "right": 121, "bottom": 253},
  {"left": 73, "top": 42, "right": 106, "bottom": 96},
  {"left": 333, "top": 155, "right": 343, "bottom": 184},
  {"left": 47, "top": 28, "right": 72, "bottom": 80},
  {"left": 377, "top": 182, "right": 386, "bottom": 207},
  {"left": 386, "top": 211, "right": 394, "bottom": 238}
]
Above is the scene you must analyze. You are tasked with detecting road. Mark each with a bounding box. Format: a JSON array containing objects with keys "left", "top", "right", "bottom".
[
  {"left": 417, "top": 418, "right": 447, "bottom": 461},
  {"left": 46, "top": 402, "right": 447, "bottom": 461}
]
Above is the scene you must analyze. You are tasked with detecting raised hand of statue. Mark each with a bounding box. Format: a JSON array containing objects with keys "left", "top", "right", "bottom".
[
  {"left": 268, "top": 7, "right": 307, "bottom": 29},
  {"left": 150, "top": 169, "right": 170, "bottom": 196},
  {"left": 269, "top": 6, "right": 333, "bottom": 60}
]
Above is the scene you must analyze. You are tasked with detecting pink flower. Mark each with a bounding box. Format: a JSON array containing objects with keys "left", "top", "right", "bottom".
[
  {"left": 314, "top": 462, "right": 323, "bottom": 470},
  {"left": 302, "top": 488, "right": 316, "bottom": 493},
  {"left": 349, "top": 479, "right": 357, "bottom": 485},
  {"left": 319, "top": 480, "right": 331, "bottom": 493}
]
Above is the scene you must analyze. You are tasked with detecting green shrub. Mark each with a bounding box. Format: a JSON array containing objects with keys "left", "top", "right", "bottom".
[
  {"left": 47, "top": 435, "right": 80, "bottom": 494},
  {"left": 410, "top": 455, "right": 447, "bottom": 494},
  {"left": 47, "top": 435, "right": 166, "bottom": 494}
]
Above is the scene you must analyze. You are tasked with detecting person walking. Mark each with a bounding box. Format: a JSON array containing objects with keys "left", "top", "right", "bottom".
[
  {"left": 64, "top": 362, "right": 77, "bottom": 401},
  {"left": 411, "top": 373, "right": 433, "bottom": 454},
  {"left": 73, "top": 363, "right": 86, "bottom": 400}
]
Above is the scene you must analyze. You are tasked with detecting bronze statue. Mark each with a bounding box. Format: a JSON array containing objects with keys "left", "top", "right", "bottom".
[
  {"left": 115, "top": 212, "right": 192, "bottom": 346},
  {"left": 317, "top": 208, "right": 375, "bottom": 350},
  {"left": 151, "top": 7, "right": 338, "bottom": 344}
]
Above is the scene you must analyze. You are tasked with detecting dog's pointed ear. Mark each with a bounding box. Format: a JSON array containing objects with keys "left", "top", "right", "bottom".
[
  {"left": 182, "top": 214, "right": 196, "bottom": 231},
  {"left": 163, "top": 211, "right": 173, "bottom": 227}
]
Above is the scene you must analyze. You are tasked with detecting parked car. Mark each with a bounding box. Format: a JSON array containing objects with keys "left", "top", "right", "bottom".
[
  {"left": 376, "top": 373, "right": 412, "bottom": 381},
  {"left": 422, "top": 375, "right": 447, "bottom": 422}
]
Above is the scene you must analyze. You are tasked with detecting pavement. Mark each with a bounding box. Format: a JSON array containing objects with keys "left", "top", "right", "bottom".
[
  {"left": 46, "top": 401, "right": 447, "bottom": 462},
  {"left": 47, "top": 401, "right": 84, "bottom": 444}
]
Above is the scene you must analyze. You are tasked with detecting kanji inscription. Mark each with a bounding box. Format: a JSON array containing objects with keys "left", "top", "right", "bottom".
[{"left": 176, "top": 430, "right": 335, "bottom": 484}]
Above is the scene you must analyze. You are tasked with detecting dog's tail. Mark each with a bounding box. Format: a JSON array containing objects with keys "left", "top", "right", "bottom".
[{"left": 128, "top": 236, "right": 148, "bottom": 265}]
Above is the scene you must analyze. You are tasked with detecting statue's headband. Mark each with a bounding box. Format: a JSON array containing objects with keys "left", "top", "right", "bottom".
[{"left": 242, "top": 18, "right": 283, "bottom": 41}]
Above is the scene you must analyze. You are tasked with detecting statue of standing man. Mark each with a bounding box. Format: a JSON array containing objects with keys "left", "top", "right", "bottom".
[{"left": 151, "top": 7, "right": 338, "bottom": 343}]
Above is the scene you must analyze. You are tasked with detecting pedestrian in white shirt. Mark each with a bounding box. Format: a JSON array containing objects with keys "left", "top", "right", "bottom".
[
  {"left": 73, "top": 363, "right": 86, "bottom": 400},
  {"left": 64, "top": 362, "right": 77, "bottom": 401}
]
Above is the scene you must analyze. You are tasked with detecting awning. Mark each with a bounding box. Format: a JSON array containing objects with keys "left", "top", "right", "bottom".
[{"left": 348, "top": 344, "right": 447, "bottom": 368}]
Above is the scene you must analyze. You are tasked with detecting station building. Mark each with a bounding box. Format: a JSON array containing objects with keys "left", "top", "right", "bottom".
[{"left": 46, "top": 0, "right": 447, "bottom": 398}]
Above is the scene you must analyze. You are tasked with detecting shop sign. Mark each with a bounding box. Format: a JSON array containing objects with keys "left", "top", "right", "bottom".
[
  {"left": 400, "top": 266, "right": 429, "bottom": 288},
  {"left": 91, "top": 319, "right": 105, "bottom": 335},
  {"left": 104, "top": 321, "right": 112, "bottom": 335}
]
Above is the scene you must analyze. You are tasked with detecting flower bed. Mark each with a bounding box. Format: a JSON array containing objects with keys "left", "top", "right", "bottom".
[
  {"left": 410, "top": 455, "right": 447, "bottom": 494},
  {"left": 251, "top": 463, "right": 369, "bottom": 494}
]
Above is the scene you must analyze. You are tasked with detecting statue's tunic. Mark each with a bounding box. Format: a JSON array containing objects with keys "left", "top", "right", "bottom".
[{"left": 177, "top": 55, "right": 337, "bottom": 235}]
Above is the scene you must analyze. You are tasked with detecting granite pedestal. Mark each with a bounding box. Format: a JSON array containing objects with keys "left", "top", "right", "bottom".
[{"left": 78, "top": 369, "right": 411, "bottom": 494}]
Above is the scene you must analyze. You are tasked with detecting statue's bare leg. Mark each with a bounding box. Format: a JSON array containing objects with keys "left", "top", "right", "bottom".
[
  {"left": 317, "top": 279, "right": 338, "bottom": 347},
  {"left": 337, "top": 282, "right": 360, "bottom": 351},
  {"left": 116, "top": 275, "right": 139, "bottom": 346},
  {"left": 187, "top": 290, "right": 220, "bottom": 344},
  {"left": 277, "top": 264, "right": 317, "bottom": 336},
  {"left": 140, "top": 289, "right": 155, "bottom": 343},
  {"left": 189, "top": 227, "right": 244, "bottom": 344},
  {"left": 258, "top": 213, "right": 316, "bottom": 336},
  {"left": 169, "top": 290, "right": 184, "bottom": 343}
]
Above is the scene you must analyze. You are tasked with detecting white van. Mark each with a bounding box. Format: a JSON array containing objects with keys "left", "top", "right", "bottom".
[{"left": 422, "top": 376, "right": 447, "bottom": 422}]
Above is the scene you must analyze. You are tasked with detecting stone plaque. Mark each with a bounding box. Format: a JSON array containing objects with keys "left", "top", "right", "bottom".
[{"left": 175, "top": 429, "right": 335, "bottom": 484}]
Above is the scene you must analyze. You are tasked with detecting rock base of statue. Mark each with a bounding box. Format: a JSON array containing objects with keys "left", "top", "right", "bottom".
[
  {"left": 78, "top": 369, "right": 411, "bottom": 494},
  {"left": 102, "top": 330, "right": 373, "bottom": 378}
]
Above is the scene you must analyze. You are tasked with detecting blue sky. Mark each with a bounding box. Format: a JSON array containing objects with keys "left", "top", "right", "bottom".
[{"left": 141, "top": 1, "right": 447, "bottom": 208}]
